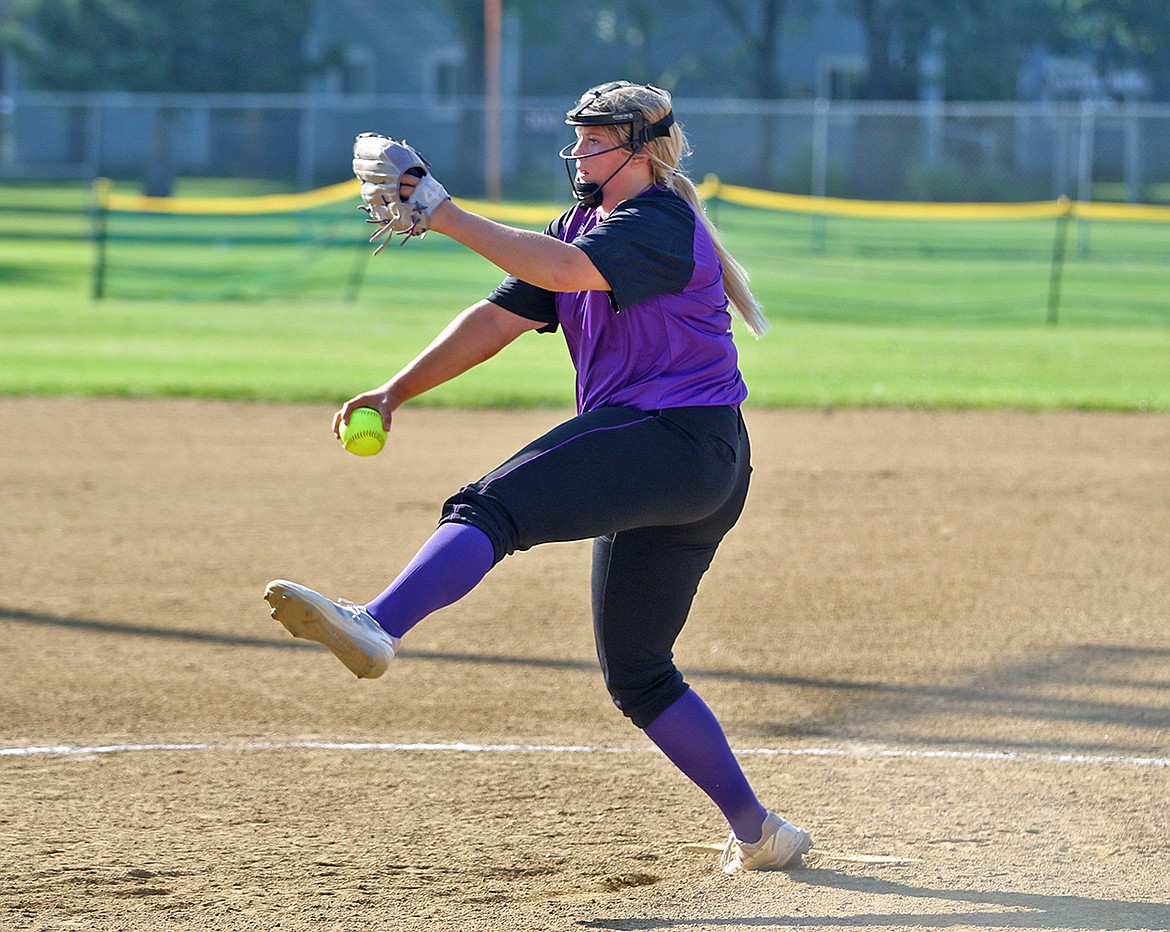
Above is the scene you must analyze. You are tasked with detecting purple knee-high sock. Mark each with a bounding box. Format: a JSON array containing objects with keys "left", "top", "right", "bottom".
[
  {"left": 363, "top": 522, "right": 495, "bottom": 639},
  {"left": 643, "top": 688, "right": 769, "bottom": 843}
]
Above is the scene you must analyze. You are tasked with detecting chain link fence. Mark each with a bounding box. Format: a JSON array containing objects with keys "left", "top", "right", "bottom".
[{"left": 4, "top": 91, "right": 1170, "bottom": 204}]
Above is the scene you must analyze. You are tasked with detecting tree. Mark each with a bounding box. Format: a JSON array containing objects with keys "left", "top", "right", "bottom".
[
  {"left": 841, "top": 0, "right": 950, "bottom": 99},
  {"left": 841, "top": 0, "right": 1168, "bottom": 101},
  {"left": 1050, "top": 0, "right": 1170, "bottom": 96},
  {"left": 706, "top": 0, "right": 802, "bottom": 184},
  {"left": 4, "top": 0, "right": 315, "bottom": 192},
  {"left": 938, "top": 0, "right": 1061, "bottom": 101},
  {"left": 710, "top": 0, "right": 793, "bottom": 99},
  {"left": 6, "top": 0, "right": 314, "bottom": 92}
]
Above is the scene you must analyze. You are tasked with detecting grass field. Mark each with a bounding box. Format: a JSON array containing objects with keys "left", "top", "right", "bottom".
[{"left": 1, "top": 179, "right": 1168, "bottom": 410}]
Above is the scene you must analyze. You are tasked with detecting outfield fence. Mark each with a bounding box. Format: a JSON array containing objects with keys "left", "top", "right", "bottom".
[
  {"left": 89, "top": 175, "right": 1170, "bottom": 327},
  {"left": 6, "top": 92, "right": 1170, "bottom": 204}
]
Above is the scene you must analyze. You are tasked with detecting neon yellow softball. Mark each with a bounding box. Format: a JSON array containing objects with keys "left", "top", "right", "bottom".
[{"left": 340, "top": 407, "right": 387, "bottom": 457}]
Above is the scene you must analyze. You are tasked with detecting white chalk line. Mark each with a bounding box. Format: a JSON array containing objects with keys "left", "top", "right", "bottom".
[{"left": 1, "top": 739, "right": 1167, "bottom": 768}]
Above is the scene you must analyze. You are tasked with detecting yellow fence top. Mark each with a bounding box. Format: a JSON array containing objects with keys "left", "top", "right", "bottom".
[
  {"left": 95, "top": 175, "right": 1170, "bottom": 224},
  {"left": 99, "top": 178, "right": 359, "bottom": 214},
  {"left": 97, "top": 178, "right": 561, "bottom": 225}
]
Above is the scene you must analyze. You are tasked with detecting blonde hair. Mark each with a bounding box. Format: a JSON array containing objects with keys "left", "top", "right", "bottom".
[{"left": 571, "top": 82, "right": 768, "bottom": 337}]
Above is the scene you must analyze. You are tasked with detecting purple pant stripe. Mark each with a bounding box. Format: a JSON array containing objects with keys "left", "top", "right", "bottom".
[{"left": 480, "top": 414, "right": 656, "bottom": 492}]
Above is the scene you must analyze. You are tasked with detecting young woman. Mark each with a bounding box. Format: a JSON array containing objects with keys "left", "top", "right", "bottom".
[{"left": 266, "top": 81, "right": 811, "bottom": 873}]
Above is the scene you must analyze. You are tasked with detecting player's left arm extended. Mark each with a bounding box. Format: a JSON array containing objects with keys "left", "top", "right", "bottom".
[
  {"left": 428, "top": 201, "right": 610, "bottom": 294},
  {"left": 353, "top": 134, "right": 608, "bottom": 293}
]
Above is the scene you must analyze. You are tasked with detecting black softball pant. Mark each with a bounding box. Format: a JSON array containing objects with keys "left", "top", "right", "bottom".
[{"left": 439, "top": 404, "right": 752, "bottom": 728}]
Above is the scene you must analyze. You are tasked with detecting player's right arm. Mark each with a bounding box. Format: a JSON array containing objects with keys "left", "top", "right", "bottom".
[{"left": 333, "top": 300, "right": 542, "bottom": 438}]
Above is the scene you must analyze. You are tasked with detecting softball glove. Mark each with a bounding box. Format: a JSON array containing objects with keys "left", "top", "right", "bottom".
[{"left": 353, "top": 133, "right": 450, "bottom": 250}]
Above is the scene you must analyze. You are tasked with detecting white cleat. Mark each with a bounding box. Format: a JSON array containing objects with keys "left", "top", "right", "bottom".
[
  {"left": 720, "top": 811, "right": 813, "bottom": 873},
  {"left": 264, "top": 579, "right": 399, "bottom": 679}
]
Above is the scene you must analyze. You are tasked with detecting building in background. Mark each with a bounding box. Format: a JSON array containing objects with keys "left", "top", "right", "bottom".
[{"left": 303, "top": 1, "right": 462, "bottom": 99}]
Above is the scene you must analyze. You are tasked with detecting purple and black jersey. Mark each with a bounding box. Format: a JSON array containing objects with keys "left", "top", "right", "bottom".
[{"left": 488, "top": 186, "right": 748, "bottom": 414}]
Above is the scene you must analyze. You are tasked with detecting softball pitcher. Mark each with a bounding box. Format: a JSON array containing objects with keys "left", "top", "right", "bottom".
[{"left": 266, "top": 81, "right": 811, "bottom": 873}]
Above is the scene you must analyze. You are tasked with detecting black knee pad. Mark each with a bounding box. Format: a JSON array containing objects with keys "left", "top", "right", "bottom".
[
  {"left": 605, "top": 667, "right": 689, "bottom": 729},
  {"left": 440, "top": 485, "right": 517, "bottom": 566}
]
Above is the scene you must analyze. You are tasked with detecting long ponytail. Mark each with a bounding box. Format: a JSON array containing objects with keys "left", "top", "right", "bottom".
[{"left": 666, "top": 172, "right": 768, "bottom": 337}]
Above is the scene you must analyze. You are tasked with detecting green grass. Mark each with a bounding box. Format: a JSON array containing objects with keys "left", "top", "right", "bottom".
[{"left": 1, "top": 180, "right": 1168, "bottom": 411}]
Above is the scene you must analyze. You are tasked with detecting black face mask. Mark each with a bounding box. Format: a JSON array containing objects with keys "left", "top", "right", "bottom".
[
  {"left": 560, "top": 84, "right": 675, "bottom": 208},
  {"left": 558, "top": 138, "right": 639, "bottom": 208}
]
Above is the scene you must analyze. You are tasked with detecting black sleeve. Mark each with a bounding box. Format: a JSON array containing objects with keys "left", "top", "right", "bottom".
[
  {"left": 487, "top": 275, "right": 558, "bottom": 333},
  {"left": 483, "top": 210, "right": 575, "bottom": 333},
  {"left": 573, "top": 194, "right": 697, "bottom": 312}
]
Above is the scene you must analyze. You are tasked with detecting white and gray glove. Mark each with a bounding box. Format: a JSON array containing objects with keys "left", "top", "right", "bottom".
[{"left": 352, "top": 133, "right": 451, "bottom": 251}]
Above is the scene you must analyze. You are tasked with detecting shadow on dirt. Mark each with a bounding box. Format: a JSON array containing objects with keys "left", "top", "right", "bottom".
[
  {"left": 759, "top": 642, "right": 1170, "bottom": 755},
  {"left": 578, "top": 866, "right": 1170, "bottom": 929},
  {"left": 5, "top": 606, "right": 1167, "bottom": 758}
]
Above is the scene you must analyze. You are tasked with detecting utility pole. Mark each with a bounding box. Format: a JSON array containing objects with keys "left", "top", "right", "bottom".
[{"left": 485, "top": 0, "right": 502, "bottom": 201}]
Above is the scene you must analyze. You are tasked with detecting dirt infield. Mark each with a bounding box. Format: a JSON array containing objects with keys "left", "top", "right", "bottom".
[{"left": 1, "top": 397, "right": 1167, "bottom": 931}]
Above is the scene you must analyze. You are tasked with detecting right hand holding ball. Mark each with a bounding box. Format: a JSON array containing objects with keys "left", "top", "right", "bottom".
[{"left": 339, "top": 407, "right": 387, "bottom": 457}]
